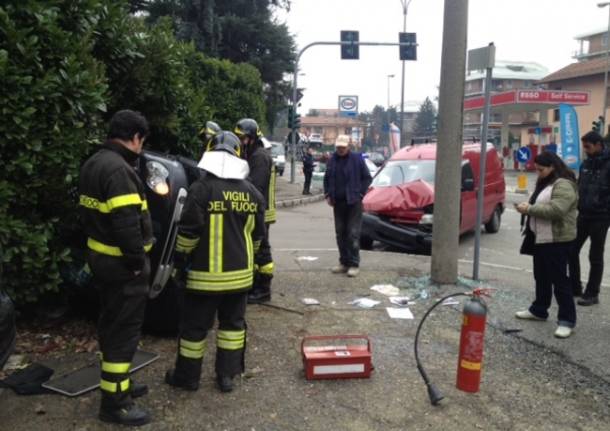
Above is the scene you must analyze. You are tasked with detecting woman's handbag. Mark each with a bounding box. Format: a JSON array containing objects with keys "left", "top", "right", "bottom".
[{"left": 519, "top": 228, "right": 536, "bottom": 256}]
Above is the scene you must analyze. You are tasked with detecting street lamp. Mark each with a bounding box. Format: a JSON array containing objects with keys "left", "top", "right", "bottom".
[
  {"left": 399, "top": 0, "right": 414, "bottom": 148},
  {"left": 387, "top": 74, "right": 395, "bottom": 109},
  {"left": 599, "top": 1, "right": 610, "bottom": 131}
]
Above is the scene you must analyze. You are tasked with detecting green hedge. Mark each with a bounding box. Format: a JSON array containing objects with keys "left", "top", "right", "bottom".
[{"left": 0, "top": 1, "right": 267, "bottom": 305}]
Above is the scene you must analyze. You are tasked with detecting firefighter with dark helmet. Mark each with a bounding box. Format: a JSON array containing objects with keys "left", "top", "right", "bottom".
[
  {"left": 234, "top": 118, "right": 276, "bottom": 304},
  {"left": 198, "top": 120, "right": 222, "bottom": 153},
  {"left": 165, "top": 131, "right": 266, "bottom": 393},
  {"left": 78, "top": 110, "right": 153, "bottom": 426}
]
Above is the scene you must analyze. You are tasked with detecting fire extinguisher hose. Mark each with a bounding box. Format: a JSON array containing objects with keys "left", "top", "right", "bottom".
[{"left": 413, "top": 292, "right": 471, "bottom": 406}]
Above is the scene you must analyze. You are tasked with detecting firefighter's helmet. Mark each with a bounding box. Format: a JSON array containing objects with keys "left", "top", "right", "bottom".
[
  {"left": 208, "top": 131, "right": 241, "bottom": 157},
  {"left": 199, "top": 121, "right": 221, "bottom": 139},
  {"left": 234, "top": 118, "right": 263, "bottom": 140}
]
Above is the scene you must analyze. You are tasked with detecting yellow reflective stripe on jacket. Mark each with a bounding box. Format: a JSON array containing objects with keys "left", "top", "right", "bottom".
[
  {"left": 209, "top": 214, "right": 224, "bottom": 273},
  {"left": 264, "top": 209, "right": 276, "bottom": 223},
  {"left": 176, "top": 234, "right": 199, "bottom": 253},
  {"left": 217, "top": 330, "right": 246, "bottom": 350},
  {"left": 244, "top": 214, "right": 254, "bottom": 268},
  {"left": 87, "top": 237, "right": 153, "bottom": 256},
  {"left": 258, "top": 262, "right": 274, "bottom": 275},
  {"left": 266, "top": 166, "right": 276, "bottom": 222},
  {"left": 186, "top": 274, "right": 253, "bottom": 292},
  {"left": 188, "top": 267, "right": 253, "bottom": 281},
  {"left": 179, "top": 338, "right": 206, "bottom": 359},
  {"left": 79, "top": 193, "right": 146, "bottom": 213},
  {"left": 253, "top": 240, "right": 261, "bottom": 254},
  {"left": 101, "top": 361, "right": 130, "bottom": 374},
  {"left": 100, "top": 378, "right": 130, "bottom": 393}
]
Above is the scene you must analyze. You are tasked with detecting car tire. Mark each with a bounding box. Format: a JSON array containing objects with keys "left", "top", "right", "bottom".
[
  {"left": 360, "top": 235, "right": 374, "bottom": 250},
  {"left": 484, "top": 207, "right": 501, "bottom": 234}
]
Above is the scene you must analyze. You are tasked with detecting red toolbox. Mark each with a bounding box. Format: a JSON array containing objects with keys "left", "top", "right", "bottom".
[{"left": 301, "top": 335, "right": 373, "bottom": 380}]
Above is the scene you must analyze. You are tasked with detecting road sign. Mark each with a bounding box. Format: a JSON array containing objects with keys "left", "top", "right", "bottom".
[
  {"left": 399, "top": 32, "right": 417, "bottom": 61},
  {"left": 339, "top": 95, "right": 358, "bottom": 117},
  {"left": 341, "top": 31, "right": 359, "bottom": 60},
  {"left": 516, "top": 147, "right": 531, "bottom": 163}
]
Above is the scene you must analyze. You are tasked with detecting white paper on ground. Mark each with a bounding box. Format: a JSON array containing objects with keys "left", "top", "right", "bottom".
[
  {"left": 301, "top": 297, "right": 320, "bottom": 305},
  {"left": 370, "top": 284, "right": 400, "bottom": 296},
  {"left": 349, "top": 298, "right": 381, "bottom": 309},
  {"left": 386, "top": 307, "right": 414, "bottom": 319},
  {"left": 297, "top": 256, "right": 319, "bottom": 261},
  {"left": 389, "top": 296, "right": 411, "bottom": 306}
]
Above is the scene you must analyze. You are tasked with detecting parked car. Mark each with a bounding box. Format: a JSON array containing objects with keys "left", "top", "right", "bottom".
[
  {"left": 364, "top": 157, "right": 379, "bottom": 178},
  {"left": 361, "top": 143, "right": 505, "bottom": 254},
  {"left": 366, "top": 151, "right": 386, "bottom": 167},
  {"left": 270, "top": 142, "right": 286, "bottom": 176}
]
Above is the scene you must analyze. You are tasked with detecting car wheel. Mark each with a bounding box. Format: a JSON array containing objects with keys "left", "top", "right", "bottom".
[
  {"left": 484, "top": 207, "right": 501, "bottom": 234},
  {"left": 360, "top": 235, "right": 374, "bottom": 250}
]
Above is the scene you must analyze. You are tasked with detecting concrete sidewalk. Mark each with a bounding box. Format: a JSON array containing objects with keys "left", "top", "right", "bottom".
[{"left": 276, "top": 166, "right": 325, "bottom": 208}]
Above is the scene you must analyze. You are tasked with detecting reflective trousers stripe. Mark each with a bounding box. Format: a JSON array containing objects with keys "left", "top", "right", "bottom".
[
  {"left": 101, "top": 361, "right": 130, "bottom": 374},
  {"left": 265, "top": 209, "right": 276, "bottom": 223},
  {"left": 217, "top": 330, "right": 246, "bottom": 350},
  {"left": 87, "top": 237, "right": 152, "bottom": 257},
  {"left": 179, "top": 338, "right": 206, "bottom": 359},
  {"left": 100, "top": 378, "right": 130, "bottom": 393},
  {"left": 176, "top": 234, "right": 199, "bottom": 253},
  {"left": 80, "top": 193, "right": 147, "bottom": 213}
]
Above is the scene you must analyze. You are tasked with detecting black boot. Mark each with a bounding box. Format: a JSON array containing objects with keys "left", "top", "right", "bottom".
[
  {"left": 99, "top": 402, "right": 151, "bottom": 427},
  {"left": 216, "top": 374, "right": 233, "bottom": 393},
  {"left": 247, "top": 287, "right": 271, "bottom": 304},
  {"left": 165, "top": 369, "right": 199, "bottom": 391}
]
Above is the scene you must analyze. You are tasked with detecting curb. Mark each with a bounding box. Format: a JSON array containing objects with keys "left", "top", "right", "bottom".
[{"left": 276, "top": 193, "right": 325, "bottom": 208}]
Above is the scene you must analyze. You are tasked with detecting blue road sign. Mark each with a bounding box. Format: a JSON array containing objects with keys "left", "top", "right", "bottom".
[{"left": 516, "top": 147, "right": 531, "bottom": 163}]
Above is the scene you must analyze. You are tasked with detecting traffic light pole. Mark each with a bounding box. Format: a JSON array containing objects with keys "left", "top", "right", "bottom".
[{"left": 290, "top": 39, "right": 417, "bottom": 184}]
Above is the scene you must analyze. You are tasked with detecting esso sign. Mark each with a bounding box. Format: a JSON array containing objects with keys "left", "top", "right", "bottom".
[
  {"left": 341, "top": 98, "right": 356, "bottom": 110},
  {"left": 338, "top": 95, "right": 359, "bottom": 116}
]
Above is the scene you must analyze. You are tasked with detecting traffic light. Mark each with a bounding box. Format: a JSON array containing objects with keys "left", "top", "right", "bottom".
[
  {"left": 399, "top": 32, "right": 417, "bottom": 61},
  {"left": 341, "top": 30, "right": 359, "bottom": 60},
  {"left": 287, "top": 106, "right": 301, "bottom": 130}
]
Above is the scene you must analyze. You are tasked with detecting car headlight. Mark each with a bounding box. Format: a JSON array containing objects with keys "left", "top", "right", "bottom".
[
  {"left": 419, "top": 214, "right": 434, "bottom": 225},
  {"left": 146, "top": 161, "right": 170, "bottom": 195}
]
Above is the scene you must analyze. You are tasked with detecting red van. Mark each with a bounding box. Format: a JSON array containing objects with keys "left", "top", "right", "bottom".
[{"left": 361, "top": 143, "right": 506, "bottom": 254}]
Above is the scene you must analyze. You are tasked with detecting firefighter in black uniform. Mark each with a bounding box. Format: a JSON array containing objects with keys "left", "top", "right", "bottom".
[
  {"left": 79, "top": 110, "right": 153, "bottom": 427},
  {"left": 198, "top": 120, "right": 222, "bottom": 154},
  {"left": 165, "top": 131, "right": 266, "bottom": 393},
  {"left": 234, "top": 118, "right": 276, "bottom": 304}
]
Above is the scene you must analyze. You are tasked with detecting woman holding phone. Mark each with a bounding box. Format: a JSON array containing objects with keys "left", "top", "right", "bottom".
[{"left": 514, "top": 151, "right": 578, "bottom": 338}]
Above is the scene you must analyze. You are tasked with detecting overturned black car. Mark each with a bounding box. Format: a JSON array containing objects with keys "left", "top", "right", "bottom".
[{"left": 64, "top": 151, "right": 202, "bottom": 333}]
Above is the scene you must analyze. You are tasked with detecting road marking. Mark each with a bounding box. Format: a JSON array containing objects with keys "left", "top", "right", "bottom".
[{"left": 459, "top": 259, "right": 531, "bottom": 273}]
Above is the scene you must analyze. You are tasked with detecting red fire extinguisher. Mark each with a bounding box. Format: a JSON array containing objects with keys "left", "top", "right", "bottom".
[{"left": 456, "top": 294, "right": 488, "bottom": 393}]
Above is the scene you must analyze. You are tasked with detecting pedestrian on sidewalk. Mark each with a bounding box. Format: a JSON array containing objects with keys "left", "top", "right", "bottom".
[
  {"left": 323, "top": 135, "right": 372, "bottom": 278},
  {"left": 302, "top": 146, "right": 315, "bottom": 195},
  {"left": 568, "top": 131, "right": 610, "bottom": 306},
  {"left": 514, "top": 151, "right": 578, "bottom": 339},
  {"left": 79, "top": 110, "right": 153, "bottom": 426}
]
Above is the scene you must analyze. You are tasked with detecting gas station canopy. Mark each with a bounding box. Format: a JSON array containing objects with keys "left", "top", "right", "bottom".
[{"left": 464, "top": 89, "right": 590, "bottom": 113}]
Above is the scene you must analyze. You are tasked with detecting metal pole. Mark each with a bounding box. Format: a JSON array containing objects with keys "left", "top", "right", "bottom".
[
  {"left": 399, "top": 0, "right": 411, "bottom": 148},
  {"left": 431, "top": 0, "right": 469, "bottom": 284},
  {"left": 288, "top": 39, "right": 418, "bottom": 184},
  {"left": 473, "top": 49, "right": 493, "bottom": 281},
  {"left": 603, "top": 4, "right": 610, "bottom": 128}
]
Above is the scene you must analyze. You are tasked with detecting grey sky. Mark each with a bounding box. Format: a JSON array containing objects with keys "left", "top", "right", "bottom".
[{"left": 277, "top": 0, "right": 608, "bottom": 114}]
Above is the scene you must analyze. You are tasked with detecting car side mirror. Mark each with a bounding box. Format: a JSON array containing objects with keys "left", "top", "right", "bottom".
[{"left": 462, "top": 178, "right": 475, "bottom": 192}]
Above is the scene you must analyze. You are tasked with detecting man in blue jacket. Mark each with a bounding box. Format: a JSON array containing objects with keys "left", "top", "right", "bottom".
[{"left": 323, "top": 135, "right": 372, "bottom": 277}]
